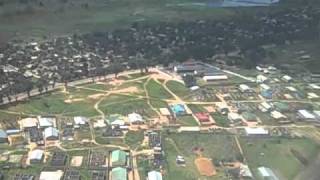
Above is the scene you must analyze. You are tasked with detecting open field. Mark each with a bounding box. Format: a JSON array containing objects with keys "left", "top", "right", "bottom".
[
  {"left": 146, "top": 79, "right": 173, "bottom": 100},
  {"left": 166, "top": 80, "right": 191, "bottom": 98},
  {"left": 240, "top": 137, "right": 320, "bottom": 180},
  {"left": 163, "top": 133, "right": 240, "bottom": 180}
]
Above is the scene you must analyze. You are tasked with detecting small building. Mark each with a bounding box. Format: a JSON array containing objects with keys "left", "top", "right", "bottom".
[
  {"left": 309, "top": 84, "right": 320, "bottom": 90},
  {"left": 111, "top": 167, "right": 127, "bottom": 180},
  {"left": 216, "top": 103, "right": 229, "bottom": 115},
  {"left": 39, "top": 170, "right": 64, "bottom": 180},
  {"left": 273, "top": 102, "right": 290, "bottom": 112},
  {"left": 73, "top": 116, "right": 88, "bottom": 127},
  {"left": 286, "top": 86, "right": 297, "bottom": 92},
  {"left": 270, "top": 111, "right": 287, "bottom": 120},
  {"left": 194, "top": 112, "right": 211, "bottom": 123},
  {"left": 228, "top": 112, "right": 242, "bottom": 123},
  {"left": 245, "top": 127, "right": 269, "bottom": 137},
  {"left": 298, "top": 110, "right": 315, "bottom": 120},
  {"left": 258, "top": 102, "right": 272, "bottom": 112},
  {"left": 169, "top": 104, "right": 187, "bottom": 116},
  {"left": 128, "top": 113, "right": 144, "bottom": 124},
  {"left": 281, "top": 75, "right": 292, "bottom": 82},
  {"left": 257, "top": 167, "right": 279, "bottom": 180},
  {"left": 203, "top": 75, "right": 228, "bottom": 82},
  {"left": 148, "top": 171, "right": 162, "bottom": 180},
  {"left": 38, "top": 116, "right": 56, "bottom": 128},
  {"left": 63, "top": 170, "right": 80, "bottom": 180},
  {"left": 19, "top": 118, "right": 38, "bottom": 130},
  {"left": 51, "top": 152, "right": 67, "bottom": 167},
  {"left": 239, "top": 84, "right": 252, "bottom": 93},
  {"left": 256, "top": 75, "right": 268, "bottom": 83},
  {"left": 111, "top": 150, "right": 127, "bottom": 167},
  {"left": 239, "top": 164, "right": 253, "bottom": 179},
  {"left": 8, "top": 134, "right": 25, "bottom": 146},
  {"left": 44, "top": 127, "right": 59, "bottom": 140},
  {"left": 260, "top": 84, "right": 271, "bottom": 91},
  {"left": 159, "top": 108, "right": 171, "bottom": 116},
  {"left": 0, "top": 129, "right": 8, "bottom": 143},
  {"left": 28, "top": 127, "right": 44, "bottom": 144},
  {"left": 29, "top": 149, "right": 44, "bottom": 164},
  {"left": 307, "top": 92, "right": 319, "bottom": 99}
]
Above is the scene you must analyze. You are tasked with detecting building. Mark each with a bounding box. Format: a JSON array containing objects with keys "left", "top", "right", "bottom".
[
  {"left": 257, "top": 167, "right": 279, "bottom": 180},
  {"left": 281, "top": 75, "right": 292, "bottom": 82},
  {"left": 309, "top": 84, "right": 320, "bottom": 90},
  {"left": 256, "top": 75, "right": 268, "bottom": 83},
  {"left": 260, "top": 84, "right": 271, "bottom": 91},
  {"left": 194, "top": 112, "right": 212, "bottom": 124},
  {"left": 245, "top": 127, "right": 269, "bottom": 137},
  {"left": 241, "top": 112, "right": 257, "bottom": 122},
  {"left": 38, "top": 116, "right": 56, "bottom": 128},
  {"left": 19, "top": 118, "right": 38, "bottom": 130},
  {"left": 111, "top": 167, "right": 127, "bottom": 180},
  {"left": 216, "top": 103, "right": 229, "bottom": 115},
  {"left": 111, "top": 150, "right": 127, "bottom": 167},
  {"left": 73, "top": 116, "right": 88, "bottom": 127},
  {"left": 298, "top": 110, "right": 316, "bottom": 120},
  {"left": 270, "top": 111, "right": 287, "bottom": 120},
  {"left": 107, "top": 115, "right": 126, "bottom": 126},
  {"left": 28, "top": 127, "right": 44, "bottom": 145},
  {"left": 307, "top": 92, "right": 319, "bottom": 99},
  {"left": 44, "top": 127, "right": 59, "bottom": 140},
  {"left": 228, "top": 112, "right": 242, "bottom": 123},
  {"left": 8, "top": 134, "right": 25, "bottom": 146},
  {"left": 239, "top": 84, "right": 252, "bottom": 93},
  {"left": 39, "top": 170, "right": 64, "bottom": 180},
  {"left": 29, "top": 149, "right": 44, "bottom": 164},
  {"left": 273, "top": 102, "right": 290, "bottom": 112},
  {"left": 0, "top": 129, "right": 8, "bottom": 143},
  {"left": 203, "top": 74, "right": 228, "bottom": 82},
  {"left": 63, "top": 170, "right": 80, "bottom": 180},
  {"left": 128, "top": 113, "right": 144, "bottom": 124},
  {"left": 148, "top": 171, "right": 162, "bottom": 180},
  {"left": 258, "top": 102, "right": 272, "bottom": 112}
]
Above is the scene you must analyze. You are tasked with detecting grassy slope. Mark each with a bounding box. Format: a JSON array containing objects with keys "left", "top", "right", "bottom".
[
  {"left": 146, "top": 79, "right": 173, "bottom": 100},
  {"left": 166, "top": 80, "right": 191, "bottom": 98}
]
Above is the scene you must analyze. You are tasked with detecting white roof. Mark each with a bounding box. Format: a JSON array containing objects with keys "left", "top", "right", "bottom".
[
  {"left": 257, "top": 167, "right": 278, "bottom": 180},
  {"left": 260, "top": 102, "right": 272, "bottom": 110},
  {"left": 239, "top": 84, "right": 251, "bottom": 91},
  {"left": 20, "top": 118, "right": 38, "bottom": 128},
  {"left": 148, "top": 171, "right": 162, "bottom": 180},
  {"left": 298, "top": 110, "right": 315, "bottom": 119},
  {"left": 29, "top": 149, "right": 44, "bottom": 160},
  {"left": 228, "top": 112, "right": 242, "bottom": 120},
  {"left": 111, "top": 119, "right": 125, "bottom": 126},
  {"left": 128, "top": 113, "right": 144, "bottom": 123},
  {"left": 313, "top": 111, "right": 320, "bottom": 117},
  {"left": 307, "top": 92, "right": 319, "bottom": 99},
  {"left": 270, "top": 111, "right": 286, "bottom": 119},
  {"left": 257, "top": 75, "right": 268, "bottom": 82},
  {"left": 160, "top": 108, "right": 171, "bottom": 116},
  {"left": 39, "top": 170, "right": 64, "bottom": 180},
  {"left": 44, "top": 127, "right": 59, "bottom": 138},
  {"left": 240, "top": 164, "right": 253, "bottom": 178},
  {"left": 286, "top": 86, "right": 297, "bottom": 92},
  {"left": 38, "top": 117, "right": 56, "bottom": 127},
  {"left": 260, "top": 84, "right": 271, "bottom": 90},
  {"left": 203, "top": 75, "right": 228, "bottom": 81},
  {"left": 74, "top": 116, "right": 87, "bottom": 125},
  {"left": 245, "top": 127, "right": 269, "bottom": 135},
  {"left": 282, "top": 75, "right": 292, "bottom": 81},
  {"left": 309, "top": 84, "right": 320, "bottom": 89}
]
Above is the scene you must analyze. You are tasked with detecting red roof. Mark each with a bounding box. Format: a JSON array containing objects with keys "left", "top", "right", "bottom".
[{"left": 195, "top": 112, "right": 210, "bottom": 122}]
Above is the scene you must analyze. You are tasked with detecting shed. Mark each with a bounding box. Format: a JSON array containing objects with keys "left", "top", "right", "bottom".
[
  {"left": 73, "top": 116, "right": 88, "bottom": 126},
  {"left": 0, "top": 130, "right": 8, "bottom": 143},
  {"left": 274, "top": 102, "right": 290, "bottom": 112},
  {"left": 148, "top": 171, "right": 162, "bottom": 180},
  {"left": 260, "top": 84, "right": 271, "bottom": 91},
  {"left": 239, "top": 84, "right": 252, "bottom": 93},
  {"left": 111, "top": 150, "right": 127, "bottom": 166},
  {"left": 38, "top": 116, "right": 56, "bottom": 128},
  {"left": 286, "top": 86, "right": 297, "bottom": 92},
  {"left": 298, "top": 110, "right": 315, "bottom": 120},
  {"left": 228, "top": 112, "right": 242, "bottom": 122},
  {"left": 270, "top": 111, "right": 287, "bottom": 120},
  {"left": 19, "top": 118, "right": 38, "bottom": 130},
  {"left": 256, "top": 75, "right": 268, "bottom": 83},
  {"left": 309, "top": 84, "right": 320, "bottom": 90},
  {"left": 128, "top": 113, "right": 144, "bottom": 124},
  {"left": 245, "top": 127, "right": 269, "bottom": 136},
  {"left": 29, "top": 149, "right": 44, "bottom": 164},
  {"left": 281, "top": 75, "right": 292, "bottom": 82},
  {"left": 203, "top": 75, "right": 228, "bottom": 82},
  {"left": 44, "top": 127, "right": 59, "bottom": 140},
  {"left": 111, "top": 167, "right": 127, "bottom": 180},
  {"left": 257, "top": 167, "right": 279, "bottom": 180},
  {"left": 39, "top": 170, "right": 64, "bottom": 180},
  {"left": 258, "top": 102, "right": 272, "bottom": 112},
  {"left": 307, "top": 92, "right": 319, "bottom": 99}
]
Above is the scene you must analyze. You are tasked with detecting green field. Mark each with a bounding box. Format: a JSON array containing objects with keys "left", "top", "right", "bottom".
[
  {"left": 146, "top": 79, "right": 173, "bottom": 100},
  {"left": 163, "top": 133, "right": 241, "bottom": 180},
  {"left": 240, "top": 137, "right": 320, "bottom": 180},
  {"left": 124, "top": 130, "right": 145, "bottom": 149},
  {"left": 166, "top": 80, "right": 191, "bottom": 98},
  {"left": 176, "top": 115, "right": 199, "bottom": 126}
]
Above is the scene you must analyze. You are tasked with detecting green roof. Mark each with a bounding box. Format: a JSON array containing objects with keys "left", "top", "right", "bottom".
[
  {"left": 111, "top": 167, "right": 127, "bottom": 180},
  {"left": 274, "top": 102, "right": 289, "bottom": 111},
  {"left": 242, "top": 112, "right": 257, "bottom": 121},
  {"left": 111, "top": 150, "right": 127, "bottom": 166}
]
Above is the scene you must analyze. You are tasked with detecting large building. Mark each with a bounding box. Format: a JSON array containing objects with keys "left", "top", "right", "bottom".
[
  {"left": 111, "top": 150, "right": 127, "bottom": 167},
  {"left": 111, "top": 167, "right": 127, "bottom": 180}
]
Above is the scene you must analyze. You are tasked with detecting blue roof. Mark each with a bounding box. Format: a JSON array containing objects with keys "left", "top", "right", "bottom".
[{"left": 0, "top": 130, "right": 7, "bottom": 138}]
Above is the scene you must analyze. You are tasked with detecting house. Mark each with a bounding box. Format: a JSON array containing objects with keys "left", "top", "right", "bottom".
[
  {"left": 239, "top": 164, "right": 253, "bottom": 179},
  {"left": 128, "top": 113, "right": 144, "bottom": 124},
  {"left": 239, "top": 84, "right": 252, "bottom": 93},
  {"left": 111, "top": 150, "right": 127, "bottom": 166},
  {"left": 216, "top": 103, "right": 229, "bottom": 115},
  {"left": 0, "top": 129, "right": 8, "bottom": 143},
  {"left": 281, "top": 75, "right": 292, "bottom": 82},
  {"left": 19, "top": 118, "right": 38, "bottom": 130},
  {"left": 256, "top": 75, "right": 268, "bottom": 83},
  {"left": 29, "top": 149, "right": 44, "bottom": 164},
  {"left": 38, "top": 116, "right": 56, "bottom": 128},
  {"left": 28, "top": 127, "right": 44, "bottom": 144},
  {"left": 257, "top": 167, "right": 279, "bottom": 180},
  {"left": 107, "top": 115, "right": 126, "bottom": 126},
  {"left": 298, "top": 110, "right": 316, "bottom": 120},
  {"left": 44, "top": 127, "right": 59, "bottom": 140},
  {"left": 203, "top": 74, "right": 228, "bottom": 82},
  {"left": 194, "top": 112, "right": 211, "bottom": 124},
  {"left": 39, "top": 170, "right": 64, "bottom": 180},
  {"left": 111, "top": 167, "right": 127, "bottom": 180},
  {"left": 309, "top": 84, "right": 320, "bottom": 90},
  {"left": 274, "top": 102, "right": 290, "bottom": 112},
  {"left": 260, "top": 84, "right": 271, "bottom": 91},
  {"left": 286, "top": 86, "right": 297, "bottom": 92},
  {"left": 258, "top": 102, "right": 272, "bottom": 112},
  {"left": 228, "top": 112, "right": 242, "bottom": 123},
  {"left": 307, "top": 92, "right": 319, "bottom": 99},
  {"left": 270, "top": 111, "right": 287, "bottom": 120},
  {"left": 148, "top": 171, "right": 162, "bottom": 180},
  {"left": 245, "top": 127, "right": 269, "bottom": 137},
  {"left": 73, "top": 116, "right": 88, "bottom": 128}
]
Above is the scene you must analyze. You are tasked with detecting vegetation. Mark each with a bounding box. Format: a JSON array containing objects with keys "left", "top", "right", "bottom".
[
  {"left": 146, "top": 79, "right": 172, "bottom": 100},
  {"left": 166, "top": 80, "right": 190, "bottom": 98},
  {"left": 211, "top": 112, "right": 230, "bottom": 127},
  {"left": 124, "top": 130, "right": 144, "bottom": 149},
  {"left": 176, "top": 115, "right": 198, "bottom": 126}
]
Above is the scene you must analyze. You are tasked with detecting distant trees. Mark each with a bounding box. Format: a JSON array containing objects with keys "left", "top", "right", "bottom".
[{"left": 108, "top": 61, "right": 123, "bottom": 78}]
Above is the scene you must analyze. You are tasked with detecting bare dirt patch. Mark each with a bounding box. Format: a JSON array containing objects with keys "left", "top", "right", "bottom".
[
  {"left": 64, "top": 98, "right": 84, "bottom": 103},
  {"left": 194, "top": 157, "right": 216, "bottom": 176},
  {"left": 70, "top": 156, "right": 83, "bottom": 167},
  {"left": 113, "top": 86, "right": 140, "bottom": 94},
  {"left": 88, "top": 93, "right": 106, "bottom": 100}
]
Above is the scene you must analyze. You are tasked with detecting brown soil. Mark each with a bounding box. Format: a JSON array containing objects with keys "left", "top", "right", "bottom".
[{"left": 194, "top": 157, "right": 216, "bottom": 176}]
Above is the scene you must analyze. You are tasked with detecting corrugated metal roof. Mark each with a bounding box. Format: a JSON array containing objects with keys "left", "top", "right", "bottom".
[
  {"left": 111, "top": 167, "right": 127, "bottom": 180},
  {"left": 111, "top": 150, "right": 127, "bottom": 166},
  {"left": 44, "top": 127, "right": 59, "bottom": 138}
]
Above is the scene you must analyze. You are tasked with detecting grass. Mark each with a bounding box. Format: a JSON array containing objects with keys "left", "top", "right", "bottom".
[
  {"left": 187, "top": 104, "right": 207, "bottom": 113},
  {"left": 163, "top": 133, "right": 240, "bottom": 180},
  {"left": 146, "top": 79, "right": 173, "bottom": 99},
  {"left": 149, "top": 99, "right": 168, "bottom": 108},
  {"left": 240, "top": 137, "right": 320, "bottom": 180},
  {"left": 176, "top": 115, "right": 199, "bottom": 126},
  {"left": 124, "top": 130, "right": 144, "bottom": 149},
  {"left": 166, "top": 80, "right": 190, "bottom": 98},
  {"left": 211, "top": 112, "right": 230, "bottom": 127}
]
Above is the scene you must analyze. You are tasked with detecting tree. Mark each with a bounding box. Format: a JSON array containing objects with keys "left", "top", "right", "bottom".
[{"left": 108, "top": 62, "right": 123, "bottom": 78}]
